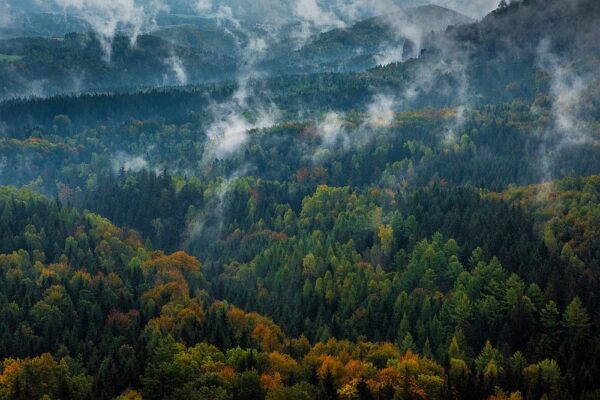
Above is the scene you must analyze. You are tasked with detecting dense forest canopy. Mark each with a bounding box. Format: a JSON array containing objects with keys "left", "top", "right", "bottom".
[{"left": 0, "top": 0, "right": 599, "bottom": 399}]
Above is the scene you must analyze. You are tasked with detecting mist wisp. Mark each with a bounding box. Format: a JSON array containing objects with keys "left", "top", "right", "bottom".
[
  {"left": 51, "top": 0, "right": 167, "bottom": 60},
  {"left": 535, "top": 39, "right": 596, "bottom": 181}
]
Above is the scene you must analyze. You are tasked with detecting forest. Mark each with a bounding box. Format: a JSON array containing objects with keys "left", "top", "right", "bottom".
[{"left": 0, "top": 0, "right": 599, "bottom": 399}]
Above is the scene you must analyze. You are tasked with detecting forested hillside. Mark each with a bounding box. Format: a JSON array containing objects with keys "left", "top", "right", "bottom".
[
  {"left": 0, "top": 0, "right": 599, "bottom": 399},
  {"left": 1, "top": 178, "right": 598, "bottom": 399}
]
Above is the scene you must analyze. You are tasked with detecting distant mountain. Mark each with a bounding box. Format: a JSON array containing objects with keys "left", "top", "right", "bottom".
[
  {"left": 0, "top": 4, "right": 474, "bottom": 99},
  {"left": 151, "top": 16, "right": 259, "bottom": 59},
  {"left": 405, "top": 0, "right": 600, "bottom": 104},
  {"left": 308, "top": 5, "right": 475, "bottom": 61},
  {"left": 2, "top": 0, "right": 597, "bottom": 124},
  {"left": 3, "top": 0, "right": 49, "bottom": 14},
  {"left": 153, "top": 5, "right": 475, "bottom": 77},
  {"left": 160, "top": 0, "right": 488, "bottom": 24},
  {"left": 0, "top": 12, "right": 90, "bottom": 39},
  {"left": 270, "top": 5, "right": 474, "bottom": 72},
  {"left": 4, "top": 0, "right": 595, "bottom": 103}
]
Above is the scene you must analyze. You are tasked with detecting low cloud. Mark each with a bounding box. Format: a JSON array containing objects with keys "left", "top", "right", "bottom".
[
  {"left": 112, "top": 151, "right": 148, "bottom": 172},
  {"left": 535, "top": 40, "right": 594, "bottom": 181},
  {"left": 196, "top": 1, "right": 282, "bottom": 162},
  {"left": 312, "top": 94, "right": 397, "bottom": 162},
  {"left": 183, "top": 165, "right": 253, "bottom": 248},
  {"left": 366, "top": 94, "right": 396, "bottom": 128},
  {"left": 204, "top": 89, "right": 277, "bottom": 159},
  {"left": 374, "top": 44, "right": 405, "bottom": 66},
  {"left": 164, "top": 55, "right": 188, "bottom": 86},
  {"left": 0, "top": 0, "right": 12, "bottom": 28},
  {"left": 317, "top": 112, "right": 346, "bottom": 147},
  {"left": 293, "top": 0, "right": 345, "bottom": 32},
  {"left": 542, "top": 56, "right": 588, "bottom": 146},
  {"left": 0, "top": 156, "right": 7, "bottom": 180},
  {"left": 49, "top": 0, "right": 168, "bottom": 60},
  {"left": 195, "top": 0, "right": 212, "bottom": 14}
]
